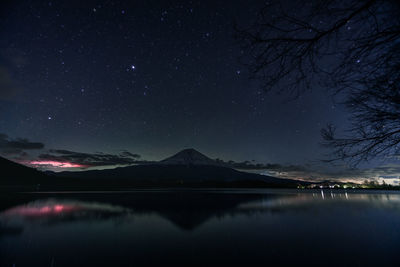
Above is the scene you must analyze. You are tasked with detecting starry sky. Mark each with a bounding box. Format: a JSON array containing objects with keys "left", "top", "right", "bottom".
[{"left": 2, "top": 0, "right": 397, "bottom": 183}]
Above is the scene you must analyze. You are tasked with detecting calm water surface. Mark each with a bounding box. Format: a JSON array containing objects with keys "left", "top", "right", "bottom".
[{"left": 1, "top": 189, "right": 399, "bottom": 266}]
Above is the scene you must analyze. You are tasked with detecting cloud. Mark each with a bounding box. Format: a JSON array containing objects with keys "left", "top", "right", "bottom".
[
  {"left": 0, "top": 133, "right": 44, "bottom": 156},
  {"left": 215, "top": 158, "right": 306, "bottom": 172},
  {"left": 259, "top": 164, "right": 400, "bottom": 184},
  {"left": 218, "top": 158, "right": 400, "bottom": 184},
  {"left": 0, "top": 133, "right": 145, "bottom": 170},
  {"left": 120, "top": 150, "right": 141, "bottom": 159},
  {"left": 35, "top": 149, "right": 144, "bottom": 168}
]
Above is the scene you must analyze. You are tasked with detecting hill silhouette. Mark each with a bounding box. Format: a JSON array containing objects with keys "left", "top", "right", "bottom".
[
  {"left": 1, "top": 149, "right": 307, "bottom": 190},
  {"left": 0, "top": 157, "right": 49, "bottom": 187}
]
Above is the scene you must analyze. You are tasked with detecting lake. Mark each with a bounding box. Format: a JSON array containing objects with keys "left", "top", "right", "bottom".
[{"left": 1, "top": 189, "right": 399, "bottom": 266}]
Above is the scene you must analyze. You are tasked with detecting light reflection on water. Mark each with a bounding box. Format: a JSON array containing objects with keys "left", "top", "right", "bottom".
[
  {"left": 2, "top": 200, "right": 128, "bottom": 220},
  {"left": 1, "top": 189, "right": 400, "bottom": 266},
  {"left": 239, "top": 190, "right": 400, "bottom": 210}
]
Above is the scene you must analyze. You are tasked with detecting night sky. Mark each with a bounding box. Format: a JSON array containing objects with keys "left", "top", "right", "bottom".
[{"left": 2, "top": 0, "right": 397, "bottom": 182}]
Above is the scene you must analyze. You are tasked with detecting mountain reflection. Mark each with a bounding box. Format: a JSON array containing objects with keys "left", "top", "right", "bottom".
[
  {"left": 2, "top": 190, "right": 400, "bottom": 267},
  {"left": 0, "top": 191, "right": 267, "bottom": 231},
  {"left": 1, "top": 190, "right": 400, "bottom": 232}
]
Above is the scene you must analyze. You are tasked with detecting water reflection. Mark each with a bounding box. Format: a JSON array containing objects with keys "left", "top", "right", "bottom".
[
  {"left": 239, "top": 190, "right": 400, "bottom": 211},
  {"left": 1, "top": 199, "right": 129, "bottom": 224},
  {"left": 1, "top": 190, "right": 400, "bottom": 266},
  {"left": 1, "top": 190, "right": 400, "bottom": 232},
  {"left": 0, "top": 191, "right": 267, "bottom": 231}
]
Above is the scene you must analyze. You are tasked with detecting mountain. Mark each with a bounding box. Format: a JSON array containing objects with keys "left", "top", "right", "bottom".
[
  {"left": 0, "top": 156, "right": 48, "bottom": 187},
  {"left": 1, "top": 149, "right": 308, "bottom": 190},
  {"left": 55, "top": 149, "right": 307, "bottom": 188},
  {"left": 57, "top": 164, "right": 292, "bottom": 184},
  {"left": 160, "top": 148, "right": 218, "bottom": 166}
]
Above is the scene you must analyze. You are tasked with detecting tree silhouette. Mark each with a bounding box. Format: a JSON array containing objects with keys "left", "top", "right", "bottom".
[
  {"left": 321, "top": 59, "right": 400, "bottom": 164},
  {"left": 236, "top": 0, "right": 400, "bottom": 164}
]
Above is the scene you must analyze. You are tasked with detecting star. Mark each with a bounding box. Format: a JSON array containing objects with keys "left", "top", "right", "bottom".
[{"left": 131, "top": 65, "right": 135, "bottom": 70}]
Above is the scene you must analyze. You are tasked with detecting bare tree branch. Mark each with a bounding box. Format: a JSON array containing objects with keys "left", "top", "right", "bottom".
[{"left": 236, "top": 0, "right": 400, "bottom": 164}]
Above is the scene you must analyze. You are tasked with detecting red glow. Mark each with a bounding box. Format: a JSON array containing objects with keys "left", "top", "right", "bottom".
[
  {"left": 54, "top": 205, "right": 64, "bottom": 212},
  {"left": 40, "top": 206, "right": 51, "bottom": 213},
  {"left": 29, "top": 160, "right": 87, "bottom": 168},
  {"left": 4, "top": 204, "right": 78, "bottom": 217}
]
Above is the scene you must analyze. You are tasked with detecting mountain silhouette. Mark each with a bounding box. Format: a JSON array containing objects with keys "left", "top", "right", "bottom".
[
  {"left": 1, "top": 149, "right": 307, "bottom": 190},
  {"left": 0, "top": 156, "right": 48, "bottom": 187},
  {"left": 56, "top": 149, "right": 305, "bottom": 188},
  {"left": 160, "top": 148, "right": 218, "bottom": 166}
]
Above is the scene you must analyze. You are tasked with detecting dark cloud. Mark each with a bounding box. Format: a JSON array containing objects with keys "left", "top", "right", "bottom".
[
  {"left": 0, "top": 133, "right": 44, "bottom": 155},
  {"left": 217, "top": 158, "right": 400, "bottom": 184},
  {"left": 215, "top": 158, "right": 306, "bottom": 172},
  {"left": 258, "top": 164, "right": 400, "bottom": 184},
  {"left": 38, "top": 149, "right": 144, "bottom": 167},
  {"left": 120, "top": 150, "right": 141, "bottom": 159}
]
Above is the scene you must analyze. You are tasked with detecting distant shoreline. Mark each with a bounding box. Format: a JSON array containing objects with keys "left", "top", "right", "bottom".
[{"left": 1, "top": 186, "right": 399, "bottom": 193}]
